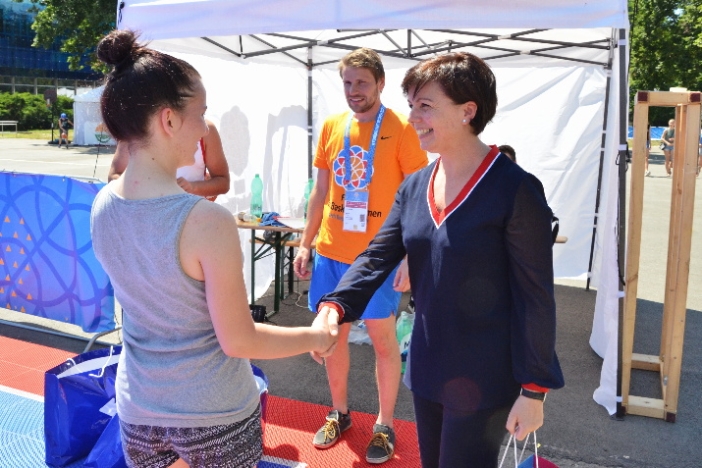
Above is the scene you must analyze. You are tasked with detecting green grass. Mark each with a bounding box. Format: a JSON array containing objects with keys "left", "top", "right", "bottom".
[{"left": 0, "top": 129, "right": 55, "bottom": 140}]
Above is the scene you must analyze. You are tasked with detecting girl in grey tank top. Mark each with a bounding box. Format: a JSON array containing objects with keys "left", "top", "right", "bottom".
[{"left": 91, "top": 30, "right": 338, "bottom": 468}]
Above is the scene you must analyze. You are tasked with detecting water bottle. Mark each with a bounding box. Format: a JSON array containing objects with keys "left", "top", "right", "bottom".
[
  {"left": 396, "top": 311, "right": 414, "bottom": 374},
  {"left": 251, "top": 174, "right": 263, "bottom": 220},
  {"left": 303, "top": 178, "right": 314, "bottom": 219}
]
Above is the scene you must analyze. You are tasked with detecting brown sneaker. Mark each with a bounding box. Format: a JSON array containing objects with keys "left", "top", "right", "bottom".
[
  {"left": 312, "top": 409, "right": 352, "bottom": 449},
  {"left": 365, "top": 424, "right": 395, "bottom": 464}
]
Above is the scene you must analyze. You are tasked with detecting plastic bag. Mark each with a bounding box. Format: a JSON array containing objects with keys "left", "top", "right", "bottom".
[
  {"left": 83, "top": 414, "right": 127, "bottom": 468},
  {"left": 44, "top": 346, "right": 121, "bottom": 467},
  {"left": 396, "top": 311, "right": 414, "bottom": 373},
  {"left": 348, "top": 320, "right": 372, "bottom": 345}
]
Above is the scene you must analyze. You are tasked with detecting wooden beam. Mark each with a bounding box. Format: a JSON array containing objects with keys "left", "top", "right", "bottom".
[
  {"left": 638, "top": 91, "right": 701, "bottom": 107},
  {"left": 661, "top": 102, "right": 701, "bottom": 416},
  {"left": 627, "top": 396, "right": 666, "bottom": 419},
  {"left": 631, "top": 353, "right": 661, "bottom": 371},
  {"left": 622, "top": 101, "right": 649, "bottom": 405}
]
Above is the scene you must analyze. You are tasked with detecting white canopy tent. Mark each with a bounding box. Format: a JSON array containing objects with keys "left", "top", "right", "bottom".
[
  {"left": 118, "top": 0, "right": 629, "bottom": 416},
  {"left": 72, "top": 86, "right": 115, "bottom": 146}
]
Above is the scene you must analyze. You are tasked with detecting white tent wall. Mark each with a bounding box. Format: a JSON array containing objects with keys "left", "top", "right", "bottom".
[{"left": 119, "top": 0, "right": 629, "bottom": 416}]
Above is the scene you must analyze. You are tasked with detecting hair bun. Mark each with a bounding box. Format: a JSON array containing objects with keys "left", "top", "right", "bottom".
[{"left": 97, "top": 30, "right": 140, "bottom": 67}]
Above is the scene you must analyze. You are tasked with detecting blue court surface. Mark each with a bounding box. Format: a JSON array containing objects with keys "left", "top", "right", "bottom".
[{"left": 0, "top": 385, "right": 305, "bottom": 468}]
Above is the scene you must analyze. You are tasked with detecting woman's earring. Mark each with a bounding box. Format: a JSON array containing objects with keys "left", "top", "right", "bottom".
[{"left": 462, "top": 119, "right": 467, "bottom": 124}]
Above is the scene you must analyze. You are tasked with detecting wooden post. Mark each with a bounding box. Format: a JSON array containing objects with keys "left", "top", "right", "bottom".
[
  {"left": 621, "top": 93, "right": 649, "bottom": 409},
  {"left": 622, "top": 90, "right": 700, "bottom": 422}
]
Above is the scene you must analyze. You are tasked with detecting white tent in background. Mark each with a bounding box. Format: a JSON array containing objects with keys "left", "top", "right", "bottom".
[
  {"left": 72, "top": 86, "right": 115, "bottom": 146},
  {"left": 118, "top": 0, "right": 629, "bottom": 417}
]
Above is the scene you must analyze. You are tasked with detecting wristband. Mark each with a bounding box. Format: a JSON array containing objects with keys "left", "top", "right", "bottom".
[
  {"left": 520, "top": 388, "right": 546, "bottom": 401},
  {"left": 319, "top": 301, "right": 344, "bottom": 321}
]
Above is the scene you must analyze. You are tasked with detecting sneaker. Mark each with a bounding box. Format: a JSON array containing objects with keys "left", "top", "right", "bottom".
[
  {"left": 365, "top": 424, "right": 396, "bottom": 464},
  {"left": 645, "top": 170, "right": 651, "bottom": 177},
  {"left": 312, "top": 409, "right": 352, "bottom": 449}
]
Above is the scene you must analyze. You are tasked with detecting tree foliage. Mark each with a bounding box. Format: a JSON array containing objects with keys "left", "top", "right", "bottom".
[
  {"left": 629, "top": 0, "right": 702, "bottom": 124},
  {"left": 13, "top": 0, "right": 117, "bottom": 73},
  {"left": 0, "top": 92, "right": 74, "bottom": 130}
]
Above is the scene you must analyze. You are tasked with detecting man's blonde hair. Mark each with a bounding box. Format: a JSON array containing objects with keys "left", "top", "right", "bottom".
[{"left": 338, "top": 48, "right": 385, "bottom": 82}]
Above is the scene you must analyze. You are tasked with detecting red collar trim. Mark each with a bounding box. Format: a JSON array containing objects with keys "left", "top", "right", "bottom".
[{"left": 427, "top": 145, "right": 501, "bottom": 227}]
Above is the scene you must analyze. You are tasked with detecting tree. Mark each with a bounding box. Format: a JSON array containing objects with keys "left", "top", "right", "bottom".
[
  {"left": 628, "top": 0, "right": 702, "bottom": 125},
  {"left": 13, "top": 0, "right": 116, "bottom": 73}
]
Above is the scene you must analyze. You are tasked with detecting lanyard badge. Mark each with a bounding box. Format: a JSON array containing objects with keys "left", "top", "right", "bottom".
[{"left": 342, "top": 105, "right": 386, "bottom": 233}]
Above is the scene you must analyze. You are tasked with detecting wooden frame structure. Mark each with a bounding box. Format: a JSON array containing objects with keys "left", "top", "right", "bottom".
[{"left": 622, "top": 90, "right": 701, "bottom": 422}]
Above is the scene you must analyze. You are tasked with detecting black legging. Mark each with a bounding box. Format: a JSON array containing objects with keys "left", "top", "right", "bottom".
[{"left": 413, "top": 392, "right": 511, "bottom": 468}]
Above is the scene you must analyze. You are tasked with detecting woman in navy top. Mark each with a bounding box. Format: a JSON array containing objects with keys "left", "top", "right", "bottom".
[{"left": 318, "top": 52, "right": 564, "bottom": 467}]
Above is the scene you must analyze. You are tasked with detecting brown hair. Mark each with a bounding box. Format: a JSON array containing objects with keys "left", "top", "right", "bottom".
[
  {"left": 338, "top": 47, "right": 385, "bottom": 83},
  {"left": 97, "top": 30, "right": 200, "bottom": 142},
  {"left": 401, "top": 52, "right": 497, "bottom": 135},
  {"left": 498, "top": 144, "right": 516, "bottom": 163}
]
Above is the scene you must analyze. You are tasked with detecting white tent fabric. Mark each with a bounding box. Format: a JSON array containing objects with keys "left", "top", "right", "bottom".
[
  {"left": 118, "top": 0, "right": 629, "bottom": 415},
  {"left": 72, "top": 86, "right": 115, "bottom": 146}
]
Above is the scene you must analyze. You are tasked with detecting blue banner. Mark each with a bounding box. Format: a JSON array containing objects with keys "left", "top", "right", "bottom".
[
  {"left": 628, "top": 126, "right": 665, "bottom": 140},
  {"left": 0, "top": 172, "right": 115, "bottom": 332}
]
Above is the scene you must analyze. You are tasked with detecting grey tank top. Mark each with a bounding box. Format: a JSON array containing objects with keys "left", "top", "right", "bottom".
[{"left": 90, "top": 183, "right": 259, "bottom": 428}]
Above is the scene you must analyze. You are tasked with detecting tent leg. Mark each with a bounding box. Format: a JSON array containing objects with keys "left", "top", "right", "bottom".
[
  {"left": 307, "top": 47, "right": 313, "bottom": 179},
  {"left": 585, "top": 29, "right": 618, "bottom": 292},
  {"left": 615, "top": 27, "right": 628, "bottom": 421}
]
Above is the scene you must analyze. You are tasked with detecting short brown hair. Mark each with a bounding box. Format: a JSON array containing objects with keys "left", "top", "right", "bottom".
[
  {"left": 338, "top": 48, "right": 385, "bottom": 83},
  {"left": 401, "top": 52, "right": 497, "bottom": 135}
]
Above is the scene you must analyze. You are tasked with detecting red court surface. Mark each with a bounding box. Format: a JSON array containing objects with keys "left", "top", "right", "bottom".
[{"left": 0, "top": 335, "right": 421, "bottom": 467}]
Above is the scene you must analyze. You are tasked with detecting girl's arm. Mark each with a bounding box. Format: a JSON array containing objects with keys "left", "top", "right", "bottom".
[{"left": 180, "top": 201, "right": 338, "bottom": 359}]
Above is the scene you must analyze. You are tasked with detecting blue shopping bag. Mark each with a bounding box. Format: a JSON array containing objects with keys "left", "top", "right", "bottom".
[
  {"left": 44, "top": 346, "right": 121, "bottom": 467},
  {"left": 83, "top": 413, "right": 127, "bottom": 468}
]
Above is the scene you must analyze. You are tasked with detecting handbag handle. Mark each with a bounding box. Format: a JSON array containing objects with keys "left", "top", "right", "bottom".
[{"left": 498, "top": 432, "right": 540, "bottom": 468}]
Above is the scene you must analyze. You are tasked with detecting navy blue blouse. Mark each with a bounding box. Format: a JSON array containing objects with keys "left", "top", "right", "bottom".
[{"left": 320, "top": 151, "right": 565, "bottom": 411}]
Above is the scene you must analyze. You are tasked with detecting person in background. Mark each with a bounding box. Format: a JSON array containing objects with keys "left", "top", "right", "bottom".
[
  {"left": 57, "top": 113, "right": 73, "bottom": 149},
  {"left": 498, "top": 144, "right": 516, "bottom": 163},
  {"left": 316, "top": 52, "right": 564, "bottom": 467},
  {"left": 91, "top": 29, "right": 338, "bottom": 468},
  {"left": 661, "top": 119, "right": 675, "bottom": 176},
  {"left": 292, "top": 47, "right": 427, "bottom": 464},
  {"left": 109, "top": 119, "right": 230, "bottom": 201}
]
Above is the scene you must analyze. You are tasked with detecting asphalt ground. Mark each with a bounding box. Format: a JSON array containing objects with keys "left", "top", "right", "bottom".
[{"left": 1, "top": 138, "right": 701, "bottom": 467}]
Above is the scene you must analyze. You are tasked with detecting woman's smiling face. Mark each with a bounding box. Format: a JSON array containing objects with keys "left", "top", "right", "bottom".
[{"left": 407, "top": 81, "right": 473, "bottom": 154}]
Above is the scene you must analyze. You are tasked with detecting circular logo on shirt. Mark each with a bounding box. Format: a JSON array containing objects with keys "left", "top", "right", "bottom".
[{"left": 333, "top": 145, "right": 373, "bottom": 190}]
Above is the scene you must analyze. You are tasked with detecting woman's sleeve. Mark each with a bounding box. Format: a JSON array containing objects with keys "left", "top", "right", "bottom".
[
  {"left": 506, "top": 174, "right": 565, "bottom": 390},
  {"left": 319, "top": 181, "right": 408, "bottom": 323}
]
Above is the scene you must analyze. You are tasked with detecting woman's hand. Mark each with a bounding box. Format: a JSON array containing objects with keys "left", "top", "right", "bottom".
[
  {"left": 309, "top": 306, "right": 340, "bottom": 364},
  {"left": 177, "top": 177, "right": 194, "bottom": 194},
  {"left": 505, "top": 395, "right": 544, "bottom": 441}
]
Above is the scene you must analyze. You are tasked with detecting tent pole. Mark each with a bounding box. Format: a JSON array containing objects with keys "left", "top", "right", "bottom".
[
  {"left": 307, "top": 47, "right": 313, "bottom": 179},
  {"left": 586, "top": 35, "right": 616, "bottom": 291},
  {"left": 615, "top": 27, "right": 629, "bottom": 421},
  {"left": 585, "top": 79, "right": 611, "bottom": 291}
]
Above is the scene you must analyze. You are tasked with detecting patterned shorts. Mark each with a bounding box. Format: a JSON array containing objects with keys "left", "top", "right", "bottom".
[{"left": 120, "top": 405, "right": 263, "bottom": 468}]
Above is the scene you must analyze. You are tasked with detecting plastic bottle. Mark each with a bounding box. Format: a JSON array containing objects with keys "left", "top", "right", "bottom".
[
  {"left": 396, "top": 311, "right": 414, "bottom": 374},
  {"left": 303, "top": 178, "right": 314, "bottom": 219},
  {"left": 250, "top": 174, "right": 263, "bottom": 220}
]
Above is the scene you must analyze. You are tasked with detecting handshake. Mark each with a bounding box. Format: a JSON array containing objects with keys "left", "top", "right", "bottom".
[{"left": 309, "top": 304, "right": 342, "bottom": 364}]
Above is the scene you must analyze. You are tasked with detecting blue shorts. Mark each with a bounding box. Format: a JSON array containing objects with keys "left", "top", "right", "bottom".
[{"left": 308, "top": 253, "right": 401, "bottom": 319}]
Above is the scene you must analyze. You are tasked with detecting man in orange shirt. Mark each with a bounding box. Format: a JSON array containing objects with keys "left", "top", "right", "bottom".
[{"left": 293, "top": 48, "right": 427, "bottom": 464}]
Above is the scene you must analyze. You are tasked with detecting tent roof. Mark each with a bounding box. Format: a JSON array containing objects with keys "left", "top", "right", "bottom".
[
  {"left": 119, "top": 1, "right": 627, "bottom": 69},
  {"left": 119, "top": 0, "right": 628, "bottom": 40}
]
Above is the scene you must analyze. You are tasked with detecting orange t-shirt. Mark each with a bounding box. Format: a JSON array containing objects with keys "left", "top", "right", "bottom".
[{"left": 313, "top": 108, "right": 428, "bottom": 264}]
